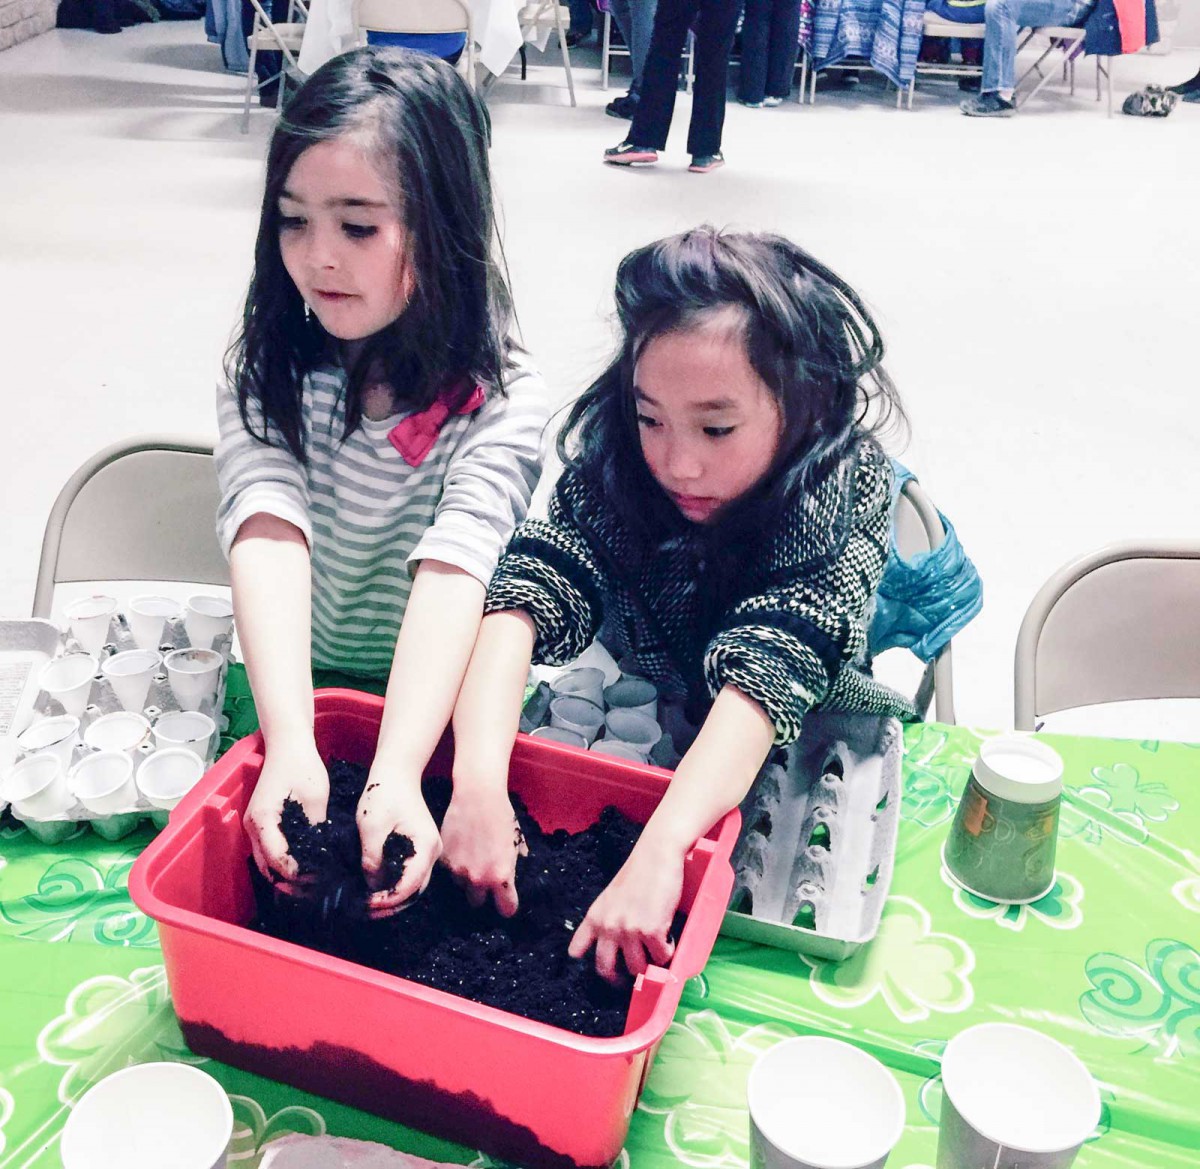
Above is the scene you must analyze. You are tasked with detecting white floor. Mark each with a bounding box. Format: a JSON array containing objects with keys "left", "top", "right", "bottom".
[{"left": 2, "top": 22, "right": 1198, "bottom": 737}]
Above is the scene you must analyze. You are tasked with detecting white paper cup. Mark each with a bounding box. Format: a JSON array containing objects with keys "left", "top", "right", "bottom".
[
  {"left": 1, "top": 754, "right": 72, "bottom": 820},
  {"left": 589, "top": 740, "right": 648, "bottom": 762},
  {"left": 101, "top": 649, "right": 162, "bottom": 713},
  {"left": 549, "top": 695, "right": 605, "bottom": 744},
  {"left": 529, "top": 725, "right": 589, "bottom": 748},
  {"left": 153, "top": 710, "right": 216, "bottom": 760},
  {"left": 127, "top": 595, "right": 179, "bottom": 651},
  {"left": 603, "top": 675, "right": 659, "bottom": 718},
  {"left": 39, "top": 652, "right": 98, "bottom": 718},
  {"left": 61, "top": 1061, "right": 233, "bottom": 1169},
  {"left": 937, "top": 1023, "right": 1100, "bottom": 1169},
  {"left": 603, "top": 709, "right": 662, "bottom": 754},
  {"left": 137, "top": 748, "right": 205, "bottom": 810},
  {"left": 64, "top": 594, "right": 118, "bottom": 656},
  {"left": 84, "top": 711, "right": 152, "bottom": 757},
  {"left": 184, "top": 594, "right": 234, "bottom": 651},
  {"left": 70, "top": 750, "right": 138, "bottom": 816},
  {"left": 16, "top": 714, "right": 81, "bottom": 773},
  {"left": 550, "top": 667, "right": 606, "bottom": 709},
  {"left": 748, "top": 1037, "right": 905, "bottom": 1169},
  {"left": 164, "top": 648, "right": 223, "bottom": 712}
]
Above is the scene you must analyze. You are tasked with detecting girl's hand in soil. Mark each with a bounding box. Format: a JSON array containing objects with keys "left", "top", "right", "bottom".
[
  {"left": 440, "top": 787, "right": 528, "bottom": 917},
  {"left": 568, "top": 836, "right": 683, "bottom": 983},
  {"left": 244, "top": 739, "right": 329, "bottom": 895},
  {"left": 357, "top": 777, "right": 443, "bottom": 917}
]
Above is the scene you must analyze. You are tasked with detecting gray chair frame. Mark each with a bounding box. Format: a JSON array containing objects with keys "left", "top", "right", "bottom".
[
  {"left": 893, "top": 476, "right": 957, "bottom": 725},
  {"left": 1014, "top": 540, "right": 1200, "bottom": 731},
  {"left": 33, "top": 436, "right": 228, "bottom": 619}
]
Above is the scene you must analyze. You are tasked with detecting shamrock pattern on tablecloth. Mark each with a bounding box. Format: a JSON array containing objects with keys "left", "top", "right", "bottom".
[
  {"left": 637, "top": 1009, "right": 794, "bottom": 1167},
  {"left": 471, "top": 1154, "right": 629, "bottom": 1169},
  {"left": 0, "top": 855, "right": 157, "bottom": 946},
  {"left": 798, "top": 897, "right": 974, "bottom": 1024},
  {"left": 0, "top": 1087, "right": 13, "bottom": 1157},
  {"left": 1060, "top": 762, "right": 1179, "bottom": 848},
  {"left": 37, "top": 965, "right": 198, "bottom": 1105},
  {"left": 227, "top": 1095, "right": 327, "bottom": 1166},
  {"left": 1080, "top": 938, "right": 1200, "bottom": 1059},
  {"left": 1171, "top": 850, "right": 1200, "bottom": 915},
  {"left": 940, "top": 865, "right": 1084, "bottom": 933}
]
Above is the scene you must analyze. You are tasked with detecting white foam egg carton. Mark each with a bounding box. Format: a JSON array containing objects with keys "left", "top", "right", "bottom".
[{"left": 0, "top": 613, "right": 231, "bottom": 843}]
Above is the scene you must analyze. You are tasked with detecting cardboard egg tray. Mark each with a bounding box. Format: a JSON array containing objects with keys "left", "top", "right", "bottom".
[
  {"left": 721, "top": 711, "right": 903, "bottom": 960},
  {"left": 0, "top": 614, "right": 230, "bottom": 843}
]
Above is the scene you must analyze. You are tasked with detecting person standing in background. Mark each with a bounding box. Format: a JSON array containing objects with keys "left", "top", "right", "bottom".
[
  {"left": 738, "top": 0, "right": 801, "bottom": 106},
  {"left": 604, "top": 0, "right": 742, "bottom": 172}
]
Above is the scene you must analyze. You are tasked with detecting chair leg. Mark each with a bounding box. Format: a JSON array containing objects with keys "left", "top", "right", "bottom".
[
  {"left": 520, "top": 42, "right": 527, "bottom": 80},
  {"left": 551, "top": 1, "right": 576, "bottom": 106},
  {"left": 601, "top": 10, "right": 610, "bottom": 90},
  {"left": 797, "top": 49, "right": 806, "bottom": 104},
  {"left": 242, "top": 28, "right": 260, "bottom": 134}
]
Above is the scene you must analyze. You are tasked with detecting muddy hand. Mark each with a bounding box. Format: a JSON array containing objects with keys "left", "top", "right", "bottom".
[
  {"left": 440, "top": 787, "right": 528, "bottom": 917},
  {"left": 357, "top": 775, "right": 442, "bottom": 918},
  {"left": 244, "top": 740, "right": 329, "bottom": 896},
  {"left": 568, "top": 842, "right": 683, "bottom": 983}
]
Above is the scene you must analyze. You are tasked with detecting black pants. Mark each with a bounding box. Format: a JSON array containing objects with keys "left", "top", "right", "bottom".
[
  {"left": 737, "top": 0, "right": 800, "bottom": 103},
  {"left": 244, "top": 0, "right": 293, "bottom": 89},
  {"left": 628, "top": 0, "right": 743, "bottom": 158}
]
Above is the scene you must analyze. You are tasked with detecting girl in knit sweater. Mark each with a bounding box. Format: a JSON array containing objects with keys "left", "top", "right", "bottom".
[{"left": 444, "top": 227, "right": 911, "bottom": 981}]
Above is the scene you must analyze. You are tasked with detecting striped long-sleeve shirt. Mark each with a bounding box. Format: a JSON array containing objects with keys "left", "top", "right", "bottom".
[{"left": 215, "top": 354, "right": 551, "bottom": 678}]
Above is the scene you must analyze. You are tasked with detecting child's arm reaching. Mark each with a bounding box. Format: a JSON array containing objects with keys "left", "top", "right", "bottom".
[
  {"left": 570, "top": 685, "right": 775, "bottom": 981},
  {"left": 440, "top": 609, "right": 537, "bottom": 917},
  {"left": 231, "top": 515, "right": 326, "bottom": 892},
  {"left": 357, "top": 560, "right": 486, "bottom": 915}
]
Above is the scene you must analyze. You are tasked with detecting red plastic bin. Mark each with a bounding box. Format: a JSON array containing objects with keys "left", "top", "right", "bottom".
[{"left": 129, "top": 689, "right": 738, "bottom": 1169}]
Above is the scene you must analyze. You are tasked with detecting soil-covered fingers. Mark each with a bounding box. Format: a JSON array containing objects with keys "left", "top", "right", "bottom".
[
  {"left": 359, "top": 787, "right": 443, "bottom": 915},
  {"left": 440, "top": 795, "right": 524, "bottom": 914},
  {"left": 365, "top": 852, "right": 437, "bottom": 918},
  {"left": 244, "top": 807, "right": 300, "bottom": 886}
]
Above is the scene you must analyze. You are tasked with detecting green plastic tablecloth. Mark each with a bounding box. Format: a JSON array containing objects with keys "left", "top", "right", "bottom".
[{"left": 1, "top": 714, "right": 1198, "bottom": 1168}]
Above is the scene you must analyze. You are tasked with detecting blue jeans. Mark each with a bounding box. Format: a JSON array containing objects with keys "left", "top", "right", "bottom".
[
  {"left": 981, "top": 0, "right": 1095, "bottom": 93},
  {"left": 569, "top": 0, "right": 594, "bottom": 36},
  {"left": 608, "top": 0, "right": 658, "bottom": 95}
]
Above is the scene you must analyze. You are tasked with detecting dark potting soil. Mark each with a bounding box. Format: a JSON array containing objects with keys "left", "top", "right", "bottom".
[{"left": 252, "top": 760, "right": 679, "bottom": 1038}]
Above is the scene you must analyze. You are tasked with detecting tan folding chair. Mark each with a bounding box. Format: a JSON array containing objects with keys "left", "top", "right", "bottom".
[
  {"left": 355, "top": 0, "right": 476, "bottom": 88},
  {"left": 904, "top": 12, "right": 986, "bottom": 109},
  {"left": 1015, "top": 25, "right": 1113, "bottom": 115},
  {"left": 892, "top": 477, "right": 957, "bottom": 724},
  {"left": 515, "top": 0, "right": 577, "bottom": 105},
  {"left": 242, "top": 0, "right": 309, "bottom": 133},
  {"left": 1014, "top": 541, "right": 1200, "bottom": 731},
  {"left": 33, "top": 437, "right": 228, "bottom": 620}
]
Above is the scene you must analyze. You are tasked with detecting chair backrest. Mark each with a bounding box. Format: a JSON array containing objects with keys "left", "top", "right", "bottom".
[
  {"left": 355, "top": 0, "right": 471, "bottom": 35},
  {"left": 1014, "top": 540, "right": 1200, "bottom": 730},
  {"left": 892, "top": 477, "right": 956, "bottom": 725},
  {"left": 33, "top": 436, "right": 228, "bottom": 619}
]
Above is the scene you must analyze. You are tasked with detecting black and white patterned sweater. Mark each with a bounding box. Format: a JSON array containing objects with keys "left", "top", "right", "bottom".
[{"left": 485, "top": 437, "right": 916, "bottom": 745}]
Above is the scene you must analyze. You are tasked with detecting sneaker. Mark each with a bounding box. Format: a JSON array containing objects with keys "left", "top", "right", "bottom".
[
  {"left": 605, "top": 94, "right": 638, "bottom": 119},
  {"left": 763, "top": 95, "right": 783, "bottom": 107},
  {"left": 739, "top": 98, "right": 764, "bottom": 108},
  {"left": 688, "top": 151, "right": 725, "bottom": 173},
  {"left": 564, "top": 29, "right": 592, "bottom": 47},
  {"left": 960, "top": 92, "right": 1015, "bottom": 117},
  {"left": 604, "top": 141, "right": 658, "bottom": 166},
  {"left": 1167, "top": 71, "right": 1200, "bottom": 95}
]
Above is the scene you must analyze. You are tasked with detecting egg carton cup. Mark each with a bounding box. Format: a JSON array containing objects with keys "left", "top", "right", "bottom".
[
  {"left": 0, "top": 614, "right": 231, "bottom": 841},
  {"left": 721, "top": 711, "right": 903, "bottom": 961}
]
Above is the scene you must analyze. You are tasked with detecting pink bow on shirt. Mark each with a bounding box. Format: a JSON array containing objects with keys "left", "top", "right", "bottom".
[{"left": 388, "top": 383, "right": 486, "bottom": 467}]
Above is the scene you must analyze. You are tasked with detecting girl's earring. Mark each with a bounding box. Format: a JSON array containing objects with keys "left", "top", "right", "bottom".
[{"left": 304, "top": 302, "right": 313, "bottom": 323}]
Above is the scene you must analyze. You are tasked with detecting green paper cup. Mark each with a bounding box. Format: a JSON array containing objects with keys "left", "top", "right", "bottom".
[{"left": 944, "top": 735, "right": 1063, "bottom": 904}]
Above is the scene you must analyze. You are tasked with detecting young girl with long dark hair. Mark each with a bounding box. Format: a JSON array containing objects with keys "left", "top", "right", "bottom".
[
  {"left": 442, "top": 227, "right": 913, "bottom": 979},
  {"left": 215, "top": 47, "right": 549, "bottom": 915}
]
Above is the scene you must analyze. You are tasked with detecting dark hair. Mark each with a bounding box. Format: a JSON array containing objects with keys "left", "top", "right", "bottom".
[
  {"left": 225, "top": 47, "right": 514, "bottom": 463},
  {"left": 558, "top": 226, "right": 906, "bottom": 540}
]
